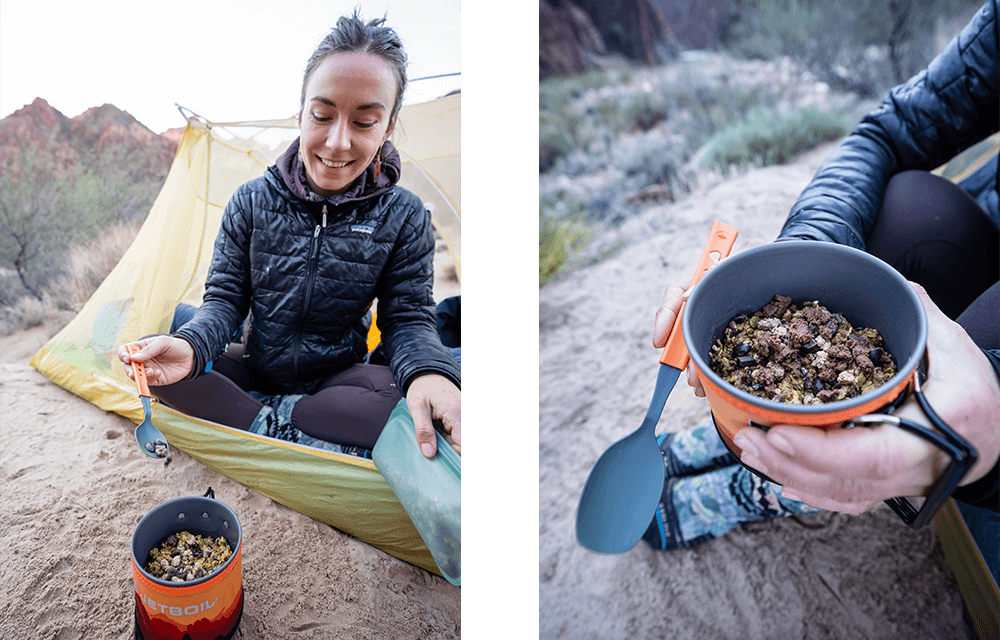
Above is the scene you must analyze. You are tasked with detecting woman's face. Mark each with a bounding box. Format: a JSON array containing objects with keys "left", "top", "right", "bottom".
[{"left": 298, "top": 52, "right": 397, "bottom": 197}]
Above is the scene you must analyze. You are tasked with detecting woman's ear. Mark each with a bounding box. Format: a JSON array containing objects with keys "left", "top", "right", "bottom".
[{"left": 384, "top": 116, "right": 397, "bottom": 140}]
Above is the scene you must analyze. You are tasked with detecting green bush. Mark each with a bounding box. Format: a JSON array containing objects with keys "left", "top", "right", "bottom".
[
  {"left": 701, "top": 105, "right": 851, "bottom": 171},
  {"left": 622, "top": 92, "right": 669, "bottom": 132},
  {"left": 539, "top": 210, "right": 592, "bottom": 286}
]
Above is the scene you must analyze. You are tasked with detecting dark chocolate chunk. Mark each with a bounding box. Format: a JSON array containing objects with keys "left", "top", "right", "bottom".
[
  {"left": 811, "top": 379, "right": 824, "bottom": 395},
  {"left": 869, "top": 347, "right": 883, "bottom": 365},
  {"left": 850, "top": 333, "right": 870, "bottom": 347},
  {"left": 800, "top": 338, "right": 820, "bottom": 353},
  {"left": 145, "top": 442, "right": 156, "bottom": 453},
  {"left": 736, "top": 355, "right": 756, "bottom": 368},
  {"left": 733, "top": 342, "right": 751, "bottom": 357}
]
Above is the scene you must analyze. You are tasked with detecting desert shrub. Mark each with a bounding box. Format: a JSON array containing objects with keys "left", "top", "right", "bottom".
[
  {"left": 613, "top": 135, "right": 682, "bottom": 191},
  {"left": 622, "top": 92, "right": 669, "bottom": 132},
  {"left": 701, "top": 105, "right": 851, "bottom": 171},
  {"left": 540, "top": 204, "right": 593, "bottom": 286},
  {"left": 540, "top": 113, "right": 575, "bottom": 173}
]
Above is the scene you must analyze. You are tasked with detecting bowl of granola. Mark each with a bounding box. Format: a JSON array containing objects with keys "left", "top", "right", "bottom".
[{"left": 681, "top": 241, "right": 927, "bottom": 459}]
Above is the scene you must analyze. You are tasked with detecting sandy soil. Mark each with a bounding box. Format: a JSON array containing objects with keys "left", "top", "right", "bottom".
[
  {"left": 0, "top": 256, "right": 462, "bottom": 638},
  {"left": 539, "top": 142, "right": 972, "bottom": 640}
]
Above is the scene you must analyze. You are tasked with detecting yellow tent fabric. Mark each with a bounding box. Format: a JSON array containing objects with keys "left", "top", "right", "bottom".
[{"left": 28, "top": 95, "right": 461, "bottom": 576}]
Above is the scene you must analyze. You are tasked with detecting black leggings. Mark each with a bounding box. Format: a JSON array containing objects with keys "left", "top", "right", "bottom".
[
  {"left": 151, "top": 345, "right": 402, "bottom": 449},
  {"left": 867, "top": 170, "right": 999, "bottom": 346}
]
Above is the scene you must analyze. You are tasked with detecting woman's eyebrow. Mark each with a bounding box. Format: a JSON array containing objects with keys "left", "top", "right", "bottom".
[{"left": 309, "top": 96, "right": 385, "bottom": 111}]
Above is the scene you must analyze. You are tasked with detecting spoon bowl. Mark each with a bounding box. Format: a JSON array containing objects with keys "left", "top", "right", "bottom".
[
  {"left": 576, "top": 396, "right": 667, "bottom": 553},
  {"left": 127, "top": 344, "right": 170, "bottom": 459}
]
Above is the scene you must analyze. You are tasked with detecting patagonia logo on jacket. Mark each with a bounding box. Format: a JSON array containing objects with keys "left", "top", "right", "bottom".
[{"left": 350, "top": 224, "right": 376, "bottom": 235}]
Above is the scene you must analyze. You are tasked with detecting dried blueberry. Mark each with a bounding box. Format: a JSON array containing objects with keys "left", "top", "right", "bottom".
[
  {"left": 811, "top": 379, "right": 824, "bottom": 395},
  {"left": 733, "top": 342, "right": 751, "bottom": 357},
  {"left": 800, "top": 339, "right": 820, "bottom": 354},
  {"left": 869, "top": 347, "right": 883, "bottom": 365}
]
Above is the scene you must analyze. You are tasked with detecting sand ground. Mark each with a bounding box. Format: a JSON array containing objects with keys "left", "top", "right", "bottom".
[{"left": 0, "top": 254, "right": 462, "bottom": 639}]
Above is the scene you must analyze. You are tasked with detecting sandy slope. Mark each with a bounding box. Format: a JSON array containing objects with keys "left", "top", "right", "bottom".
[
  {"left": 0, "top": 253, "right": 462, "bottom": 639},
  {"left": 539, "top": 142, "right": 971, "bottom": 640}
]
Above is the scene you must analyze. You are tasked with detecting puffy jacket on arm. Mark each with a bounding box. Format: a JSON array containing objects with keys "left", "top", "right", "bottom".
[
  {"left": 778, "top": 0, "right": 999, "bottom": 247},
  {"left": 173, "top": 186, "right": 255, "bottom": 378},
  {"left": 376, "top": 198, "right": 461, "bottom": 394}
]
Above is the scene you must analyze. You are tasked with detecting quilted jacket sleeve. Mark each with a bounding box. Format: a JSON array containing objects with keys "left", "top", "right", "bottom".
[
  {"left": 173, "top": 185, "right": 254, "bottom": 378},
  {"left": 778, "top": 0, "right": 999, "bottom": 248},
  {"left": 376, "top": 195, "right": 461, "bottom": 394}
]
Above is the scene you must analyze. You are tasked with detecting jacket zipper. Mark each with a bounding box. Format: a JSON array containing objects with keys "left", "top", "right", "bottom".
[{"left": 292, "top": 204, "right": 327, "bottom": 382}]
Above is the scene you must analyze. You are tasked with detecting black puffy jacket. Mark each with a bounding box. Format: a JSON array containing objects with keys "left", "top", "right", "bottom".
[
  {"left": 175, "top": 141, "right": 461, "bottom": 396},
  {"left": 778, "top": 1, "right": 999, "bottom": 511},
  {"left": 779, "top": 0, "right": 998, "bottom": 245}
]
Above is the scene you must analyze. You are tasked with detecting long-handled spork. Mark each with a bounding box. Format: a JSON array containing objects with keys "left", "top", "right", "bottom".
[
  {"left": 127, "top": 344, "right": 170, "bottom": 459},
  {"left": 576, "top": 221, "right": 738, "bottom": 553}
]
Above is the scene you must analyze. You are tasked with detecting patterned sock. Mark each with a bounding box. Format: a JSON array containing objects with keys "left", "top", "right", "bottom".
[
  {"left": 658, "top": 421, "right": 737, "bottom": 477},
  {"left": 642, "top": 463, "right": 821, "bottom": 550}
]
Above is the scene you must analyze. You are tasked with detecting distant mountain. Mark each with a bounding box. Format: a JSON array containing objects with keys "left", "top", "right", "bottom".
[{"left": 0, "top": 97, "right": 177, "bottom": 189}]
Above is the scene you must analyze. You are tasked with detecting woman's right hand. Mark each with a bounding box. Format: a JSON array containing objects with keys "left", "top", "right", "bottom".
[{"left": 118, "top": 336, "right": 195, "bottom": 386}]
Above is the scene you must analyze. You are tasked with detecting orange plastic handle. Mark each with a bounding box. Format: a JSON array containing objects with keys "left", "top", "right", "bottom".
[
  {"left": 659, "top": 220, "right": 739, "bottom": 369},
  {"left": 127, "top": 343, "right": 150, "bottom": 398}
]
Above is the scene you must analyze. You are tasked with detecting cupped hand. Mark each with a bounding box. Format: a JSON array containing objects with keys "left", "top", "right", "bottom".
[
  {"left": 406, "top": 373, "right": 461, "bottom": 458},
  {"left": 652, "top": 239, "right": 764, "bottom": 398},
  {"left": 118, "top": 335, "right": 196, "bottom": 386},
  {"left": 733, "top": 282, "right": 1000, "bottom": 514}
]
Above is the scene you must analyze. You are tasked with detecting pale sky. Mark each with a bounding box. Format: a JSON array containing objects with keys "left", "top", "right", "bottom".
[{"left": 0, "top": 0, "right": 461, "bottom": 133}]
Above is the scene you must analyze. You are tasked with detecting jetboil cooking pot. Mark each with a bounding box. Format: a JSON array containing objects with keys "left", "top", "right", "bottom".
[
  {"left": 681, "top": 241, "right": 977, "bottom": 528},
  {"left": 131, "top": 488, "right": 243, "bottom": 640}
]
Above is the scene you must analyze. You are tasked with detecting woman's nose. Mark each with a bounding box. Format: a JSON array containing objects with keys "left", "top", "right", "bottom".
[{"left": 326, "top": 119, "right": 351, "bottom": 151}]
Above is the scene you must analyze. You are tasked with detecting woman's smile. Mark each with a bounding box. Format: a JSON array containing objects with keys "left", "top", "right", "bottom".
[{"left": 319, "top": 158, "right": 352, "bottom": 169}]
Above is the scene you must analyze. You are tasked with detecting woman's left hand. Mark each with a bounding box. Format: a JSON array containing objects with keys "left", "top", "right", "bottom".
[
  {"left": 407, "top": 373, "right": 461, "bottom": 458},
  {"left": 733, "top": 282, "right": 1000, "bottom": 514}
]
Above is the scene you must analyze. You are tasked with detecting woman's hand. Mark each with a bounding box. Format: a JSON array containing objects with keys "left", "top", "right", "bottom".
[
  {"left": 407, "top": 373, "right": 461, "bottom": 458},
  {"left": 118, "top": 336, "right": 196, "bottom": 386},
  {"left": 653, "top": 239, "right": 764, "bottom": 398},
  {"left": 733, "top": 282, "right": 1000, "bottom": 514}
]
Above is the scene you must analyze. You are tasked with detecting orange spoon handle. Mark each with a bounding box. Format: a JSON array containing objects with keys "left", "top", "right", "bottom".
[
  {"left": 659, "top": 220, "right": 739, "bottom": 370},
  {"left": 126, "top": 344, "right": 150, "bottom": 398}
]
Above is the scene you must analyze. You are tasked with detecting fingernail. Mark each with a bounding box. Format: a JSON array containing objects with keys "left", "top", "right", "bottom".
[
  {"left": 768, "top": 432, "right": 795, "bottom": 459},
  {"left": 420, "top": 443, "right": 435, "bottom": 457},
  {"left": 733, "top": 433, "right": 758, "bottom": 458}
]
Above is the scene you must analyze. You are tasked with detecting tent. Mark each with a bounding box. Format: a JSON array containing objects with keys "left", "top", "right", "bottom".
[{"left": 28, "top": 94, "right": 461, "bottom": 576}]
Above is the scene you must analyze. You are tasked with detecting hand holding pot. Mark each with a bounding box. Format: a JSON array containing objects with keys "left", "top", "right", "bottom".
[
  {"left": 653, "top": 240, "right": 764, "bottom": 399},
  {"left": 733, "top": 282, "right": 1000, "bottom": 514}
]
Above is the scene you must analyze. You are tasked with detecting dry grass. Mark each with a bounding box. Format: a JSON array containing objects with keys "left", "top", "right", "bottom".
[{"left": 0, "top": 219, "right": 140, "bottom": 335}]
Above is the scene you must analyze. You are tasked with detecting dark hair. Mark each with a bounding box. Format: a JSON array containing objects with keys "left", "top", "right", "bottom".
[{"left": 300, "top": 10, "right": 408, "bottom": 121}]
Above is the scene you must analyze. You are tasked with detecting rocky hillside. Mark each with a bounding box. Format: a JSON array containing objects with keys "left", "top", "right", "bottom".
[{"left": 0, "top": 97, "right": 177, "bottom": 188}]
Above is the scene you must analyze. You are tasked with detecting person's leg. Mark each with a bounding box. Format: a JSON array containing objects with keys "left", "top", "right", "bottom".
[
  {"left": 290, "top": 363, "right": 403, "bottom": 449},
  {"left": 149, "top": 359, "right": 264, "bottom": 429},
  {"left": 657, "top": 419, "right": 737, "bottom": 477},
  {"left": 643, "top": 463, "right": 820, "bottom": 550},
  {"left": 136, "top": 330, "right": 263, "bottom": 430},
  {"left": 866, "top": 170, "right": 999, "bottom": 319}
]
